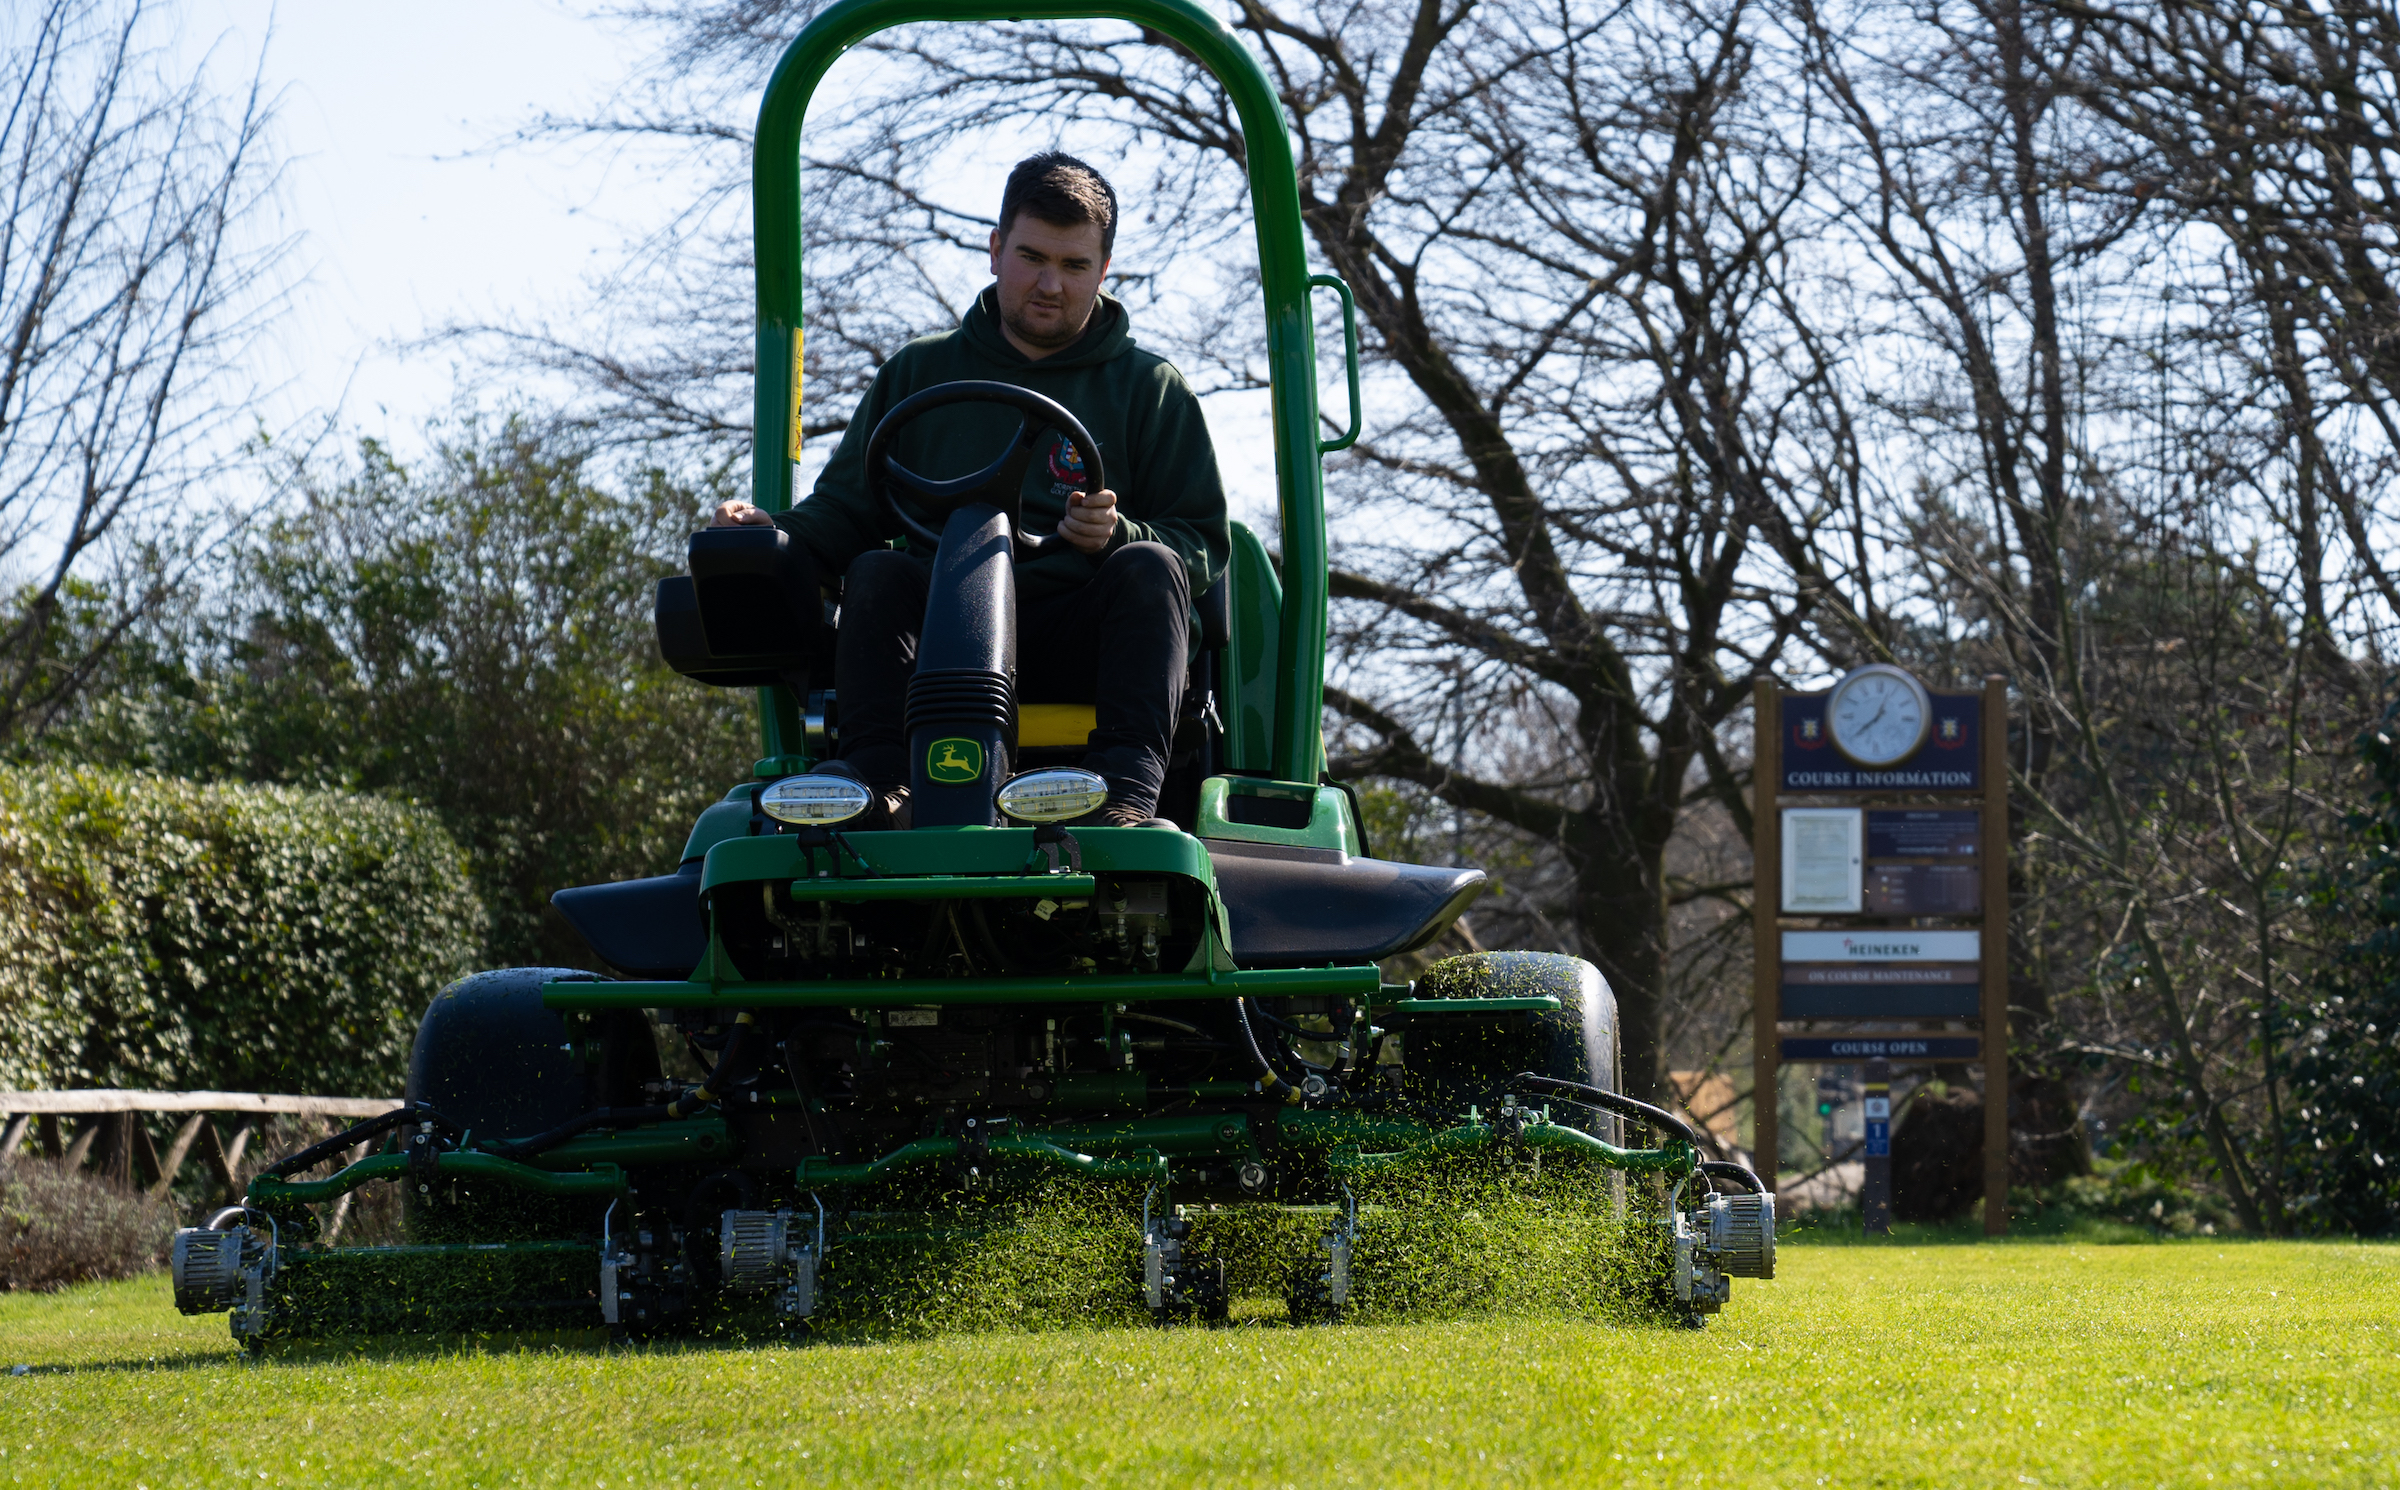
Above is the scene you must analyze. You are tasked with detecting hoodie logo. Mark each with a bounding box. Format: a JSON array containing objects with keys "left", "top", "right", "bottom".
[{"left": 1047, "top": 433, "right": 1087, "bottom": 495}]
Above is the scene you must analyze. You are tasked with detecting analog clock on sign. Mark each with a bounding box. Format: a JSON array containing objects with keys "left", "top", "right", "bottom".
[{"left": 1826, "top": 664, "right": 1932, "bottom": 768}]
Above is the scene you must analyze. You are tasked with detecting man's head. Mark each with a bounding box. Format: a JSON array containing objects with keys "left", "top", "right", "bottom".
[{"left": 987, "top": 152, "right": 1117, "bottom": 357}]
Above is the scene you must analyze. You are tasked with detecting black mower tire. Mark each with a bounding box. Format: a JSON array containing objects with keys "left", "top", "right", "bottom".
[{"left": 1400, "top": 951, "right": 1621, "bottom": 1130}]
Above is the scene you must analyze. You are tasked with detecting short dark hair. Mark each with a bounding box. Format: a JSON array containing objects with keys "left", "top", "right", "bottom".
[{"left": 997, "top": 151, "right": 1118, "bottom": 259}]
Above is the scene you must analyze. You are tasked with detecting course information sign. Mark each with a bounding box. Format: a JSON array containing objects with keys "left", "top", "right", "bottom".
[{"left": 1781, "top": 694, "right": 1981, "bottom": 792}]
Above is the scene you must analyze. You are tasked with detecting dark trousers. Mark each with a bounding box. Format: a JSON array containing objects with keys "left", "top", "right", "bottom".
[{"left": 835, "top": 541, "right": 1191, "bottom": 811}]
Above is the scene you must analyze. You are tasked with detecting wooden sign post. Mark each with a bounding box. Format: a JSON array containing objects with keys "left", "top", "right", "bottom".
[{"left": 1752, "top": 673, "right": 2010, "bottom": 1235}]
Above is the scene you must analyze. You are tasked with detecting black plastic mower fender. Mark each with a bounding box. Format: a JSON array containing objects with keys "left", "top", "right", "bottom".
[
  {"left": 407, "top": 968, "right": 657, "bottom": 1136},
  {"left": 1399, "top": 952, "right": 1620, "bottom": 1120}
]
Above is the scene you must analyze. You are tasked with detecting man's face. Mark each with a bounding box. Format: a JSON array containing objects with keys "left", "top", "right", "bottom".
[{"left": 987, "top": 216, "right": 1109, "bottom": 357}]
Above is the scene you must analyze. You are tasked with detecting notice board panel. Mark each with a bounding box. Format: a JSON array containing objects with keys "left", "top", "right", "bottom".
[
  {"left": 1866, "top": 809, "right": 1980, "bottom": 859},
  {"left": 1865, "top": 863, "right": 1983, "bottom": 914}
]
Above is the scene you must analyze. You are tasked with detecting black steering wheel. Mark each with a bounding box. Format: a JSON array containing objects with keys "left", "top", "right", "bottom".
[{"left": 862, "top": 380, "right": 1107, "bottom": 560}]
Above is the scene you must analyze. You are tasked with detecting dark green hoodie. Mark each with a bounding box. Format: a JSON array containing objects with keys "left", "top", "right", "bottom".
[{"left": 777, "top": 287, "right": 1229, "bottom": 606}]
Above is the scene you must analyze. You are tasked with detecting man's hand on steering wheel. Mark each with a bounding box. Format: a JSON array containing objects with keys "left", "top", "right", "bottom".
[
  {"left": 710, "top": 500, "right": 775, "bottom": 528},
  {"left": 717, "top": 490, "right": 1115, "bottom": 549},
  {"left": 1058, "top": 488, "right": 1118, "bottom": 554}
]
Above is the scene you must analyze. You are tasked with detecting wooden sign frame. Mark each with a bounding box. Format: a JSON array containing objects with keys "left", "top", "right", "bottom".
[{"left": 1752, "top": 674, "right": 2009, "bottom": 1235}]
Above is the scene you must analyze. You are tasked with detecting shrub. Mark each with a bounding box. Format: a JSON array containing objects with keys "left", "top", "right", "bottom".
[
  {"left": 2027, "top": 1161, "right": 2238, "bottom": 1238},
  {"left": 2283, "top": 706, "right": 2400, "bottom": 1235},
  {"left": 0, "top": 765, "right": 486, "bottom": 1094},
  {"left": 0, "top": 1160, "right": 173, "bottom": 1292}
]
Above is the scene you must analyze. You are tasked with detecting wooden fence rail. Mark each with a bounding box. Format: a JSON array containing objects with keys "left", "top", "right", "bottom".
[{"left": 0, "top": 1089, "right": 399, "bottom": 1220}]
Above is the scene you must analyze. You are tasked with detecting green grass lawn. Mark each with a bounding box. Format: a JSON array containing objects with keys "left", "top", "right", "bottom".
[{"left": 2, "top": 1238, "right": 2394, "bottom": 1488}]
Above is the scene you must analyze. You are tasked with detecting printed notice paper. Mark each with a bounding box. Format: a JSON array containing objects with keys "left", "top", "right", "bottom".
[{"left": 1780, "top": 808, "right": 1863, "bottom": 913}]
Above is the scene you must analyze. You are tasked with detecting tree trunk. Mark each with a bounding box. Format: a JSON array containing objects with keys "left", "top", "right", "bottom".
[{"left": 1571, "top": 822, "right": 1670, "bottom": 1105}]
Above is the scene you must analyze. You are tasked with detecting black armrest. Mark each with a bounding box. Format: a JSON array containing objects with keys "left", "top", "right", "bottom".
[
  {"left": 1198, "top": 572, "right": 1232, "bottom": 653},
  {"left": 657, "top": 526, "right": 836, "bottom": 689}
]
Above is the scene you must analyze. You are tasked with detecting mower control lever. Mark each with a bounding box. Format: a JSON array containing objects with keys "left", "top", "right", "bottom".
[{"left": 863, "top": 379, "right": 1107, "bottom": 560}]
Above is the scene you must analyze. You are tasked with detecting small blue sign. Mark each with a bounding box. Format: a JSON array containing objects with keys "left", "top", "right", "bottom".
[{"left": 1864, "top": 1118, "right": 1891, "bottom": 1158}]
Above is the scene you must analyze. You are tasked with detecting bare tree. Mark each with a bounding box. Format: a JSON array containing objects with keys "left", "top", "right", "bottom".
[
  {"left": 0, "top": 0, "right": 287, "bottom": 744},
  {"left": 524, "top": 0, "right": 1883, "bottom": 1105},
  {"left": 501, "top": 0, "right": 2398, "bottom": 1216},
  {"left": 2056, "top": 0, "right": 2400, "bottom": 633},
  {"left": 1789, "top": 0, "right": 2391, "bottom": 1226}
]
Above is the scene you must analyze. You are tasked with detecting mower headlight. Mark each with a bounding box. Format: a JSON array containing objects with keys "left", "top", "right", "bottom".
[
  {"left": 997, "top": 767, "right": 1108, "bottom": 824},
  {"left": 760, "top": 774, "right": 872, "bottom": 826}
]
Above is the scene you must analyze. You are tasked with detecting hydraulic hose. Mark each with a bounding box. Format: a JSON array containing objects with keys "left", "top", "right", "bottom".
[
  {"left": 1505, "top": 1073, "right": 1704, "bottom": 1150},
  {"left": 1253, "top": 1004, "right": 1355, "bottom": 1043},
  {"left": 261, "top": 1104, "right": 463, "bottom": 1180},
  {"left": 482, "top": 1106, "right": 680, "bottom": 1162},
  {"left": 1699, "top": 1159, "right": 1767, "bottom": 1193},
  {"left": 671, "top": 1011, "right": 758, "bottom": 1116},
  {"left": 497, "top": 1013, "right": 770, "bottom": 1158},
  {"left": 1233, "top": 997, "right": 1293, "bottom": 1096}
]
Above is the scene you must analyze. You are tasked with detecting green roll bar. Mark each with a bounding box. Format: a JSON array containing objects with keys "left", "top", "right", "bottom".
[{"left": 750, "top": 0, "right": 1331, "bottom": 782}]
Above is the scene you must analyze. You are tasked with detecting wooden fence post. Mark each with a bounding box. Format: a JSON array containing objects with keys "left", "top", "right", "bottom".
[
  {"left": 1752, "top": 678, "right": 1782, "bottom": 1181},
  {"left": 150, "top": 1114, "right": 209, "bottom": 1200},
  {"left": 60, "top": 1118, "right": 98, "bottom": 1170}
]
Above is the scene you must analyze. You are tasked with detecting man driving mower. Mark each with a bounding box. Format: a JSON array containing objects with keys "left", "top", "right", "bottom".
[{"left": 711, "top": 152, "right": 1229, "bottom": 828}]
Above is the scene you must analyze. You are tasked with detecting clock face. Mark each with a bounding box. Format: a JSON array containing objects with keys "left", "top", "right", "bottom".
[{"left": 1828, "top": 666, "right": 1931, "bottom": 767}]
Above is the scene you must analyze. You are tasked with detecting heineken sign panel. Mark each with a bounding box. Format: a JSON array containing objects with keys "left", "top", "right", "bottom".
[
  {"left": 1782, "top": 930, "right": 1981, "bottom": 962},
  {"left": 1782, "top": 693, "right": 1981, "bottom": 792},
  {"left": 1778, "top": 932, "right": 1982, "bottom": 1019}
]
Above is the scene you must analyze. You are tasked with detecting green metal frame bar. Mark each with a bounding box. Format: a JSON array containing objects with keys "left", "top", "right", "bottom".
[
  {"left": 787, "top": 873, "right": 1097, "bottom": 901},
  {"left": 293, "top": 1242, "right": 599, "bottom": 1260},
  {"left": 1381, "top": 996, "right": 1562, "bottom": 1014},
  {"left": 750, "top": 0, "right": 1328, "bottom": 780},
  {"left": 796, "top": 1133, "right": 1168, "bottom": 1186},
  {"left": 249, "top": 1153, "right": 629, "bottom": 1207},
  {"left": 787, "top": 1112, "right": 1691, "bottom": 1189},
  {"left": 1323, "top": 1122, "right": 1699, "bottom": 1178},
  {"left": 542, "top": 965, "right": 1379, "bottom": 1010},
  {"left": 708, "top": 823, "right": 1215, "bottom": 891}
]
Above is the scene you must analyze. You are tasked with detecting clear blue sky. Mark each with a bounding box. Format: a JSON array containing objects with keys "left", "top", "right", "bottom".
[
  {"left": 180, "top": 1, "right": 662, "bottom": 441},
  {"left": 176, "top": 0, "right": 1284, "bottom": 521}
]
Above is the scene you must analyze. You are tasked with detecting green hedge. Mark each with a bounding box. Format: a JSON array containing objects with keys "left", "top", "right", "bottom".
[{"left": 0, "top": 766, "right": 485, "bottom": 1095}]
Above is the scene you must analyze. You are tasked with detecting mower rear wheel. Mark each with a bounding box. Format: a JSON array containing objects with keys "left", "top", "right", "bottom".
[{"left": 1402, "top": 951, "right": 1621, "bottom": 1128}]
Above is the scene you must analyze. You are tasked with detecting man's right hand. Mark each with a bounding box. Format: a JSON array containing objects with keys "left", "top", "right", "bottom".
[{"left": 711, "top": 500, "right": 776, "bottom": 527}]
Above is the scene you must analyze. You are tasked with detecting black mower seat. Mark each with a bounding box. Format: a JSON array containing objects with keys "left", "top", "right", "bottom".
[
  {"left": 552, "top": 860, "right": 707, "bottom": 980},
  {"left": 1207, "top": 840, "right": 1486, "bottom": 969}
]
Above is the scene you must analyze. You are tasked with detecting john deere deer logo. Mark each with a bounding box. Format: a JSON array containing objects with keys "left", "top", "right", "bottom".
[{"left": 927, "top": 738, "right": 983, "bottom": 784}]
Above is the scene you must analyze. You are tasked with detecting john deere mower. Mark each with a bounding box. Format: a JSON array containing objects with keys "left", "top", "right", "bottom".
[{"left": 172, "top": 0, "right": 1774, "bottom": 1347}]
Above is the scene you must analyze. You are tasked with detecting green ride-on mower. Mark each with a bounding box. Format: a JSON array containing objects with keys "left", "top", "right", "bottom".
[{"left": 171, "top": 0, "right": 1774, "bottom": 1348}]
